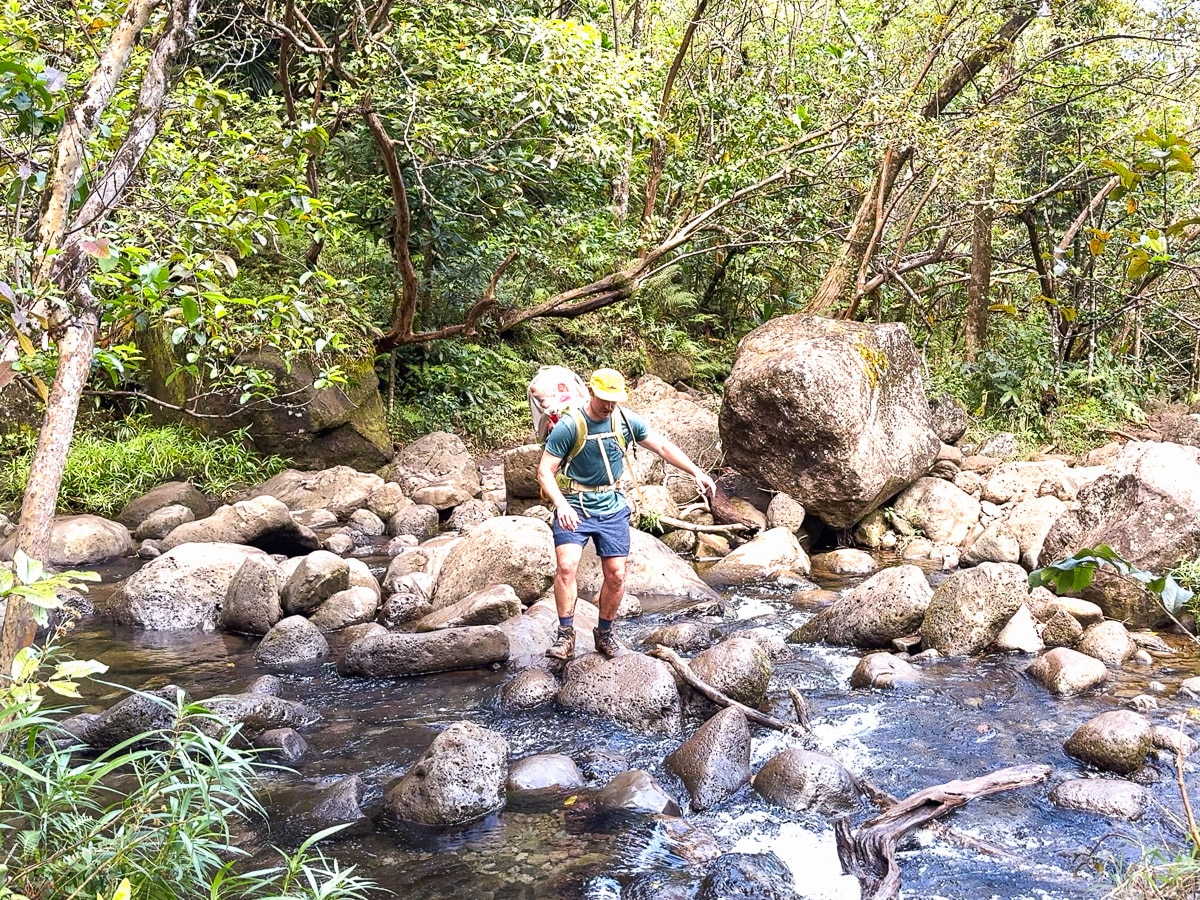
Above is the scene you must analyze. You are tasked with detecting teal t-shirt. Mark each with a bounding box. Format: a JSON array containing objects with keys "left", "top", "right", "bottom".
[{"left": 545, "top": 407, "right": 650, "bottom": 517}]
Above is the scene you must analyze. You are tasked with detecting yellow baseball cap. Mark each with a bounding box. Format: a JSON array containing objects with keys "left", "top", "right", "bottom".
[{"left": 589, "top": 368, "right": 628, "bottom": 402}]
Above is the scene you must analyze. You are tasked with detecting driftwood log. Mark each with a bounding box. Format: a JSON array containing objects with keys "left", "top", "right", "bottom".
[
  {"left": 649, "top": 645, "right": 805, "bottom": 735},
  {"left": 835, "top": 764, "right": 1052, "bottom": 900}
]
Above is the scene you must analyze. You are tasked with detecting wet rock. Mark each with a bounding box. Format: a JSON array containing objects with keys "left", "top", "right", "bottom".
[
  {"left": 341, "top": 625, "right": 509, "bottom": 677},
  {"left": 1, "top": 514, "right": 134, "bottom": 567},
  {"left": 697, "top": 851, "right": 799, "bottom": 900},
  {"left": 902, "top": 537, "right": 933, "bottom": 559},
  {"left": 500, "top": 668, "right": 559, "bottom": 711},
  {"left": 384, "top": 432, "right": 481, "bottom": 510},
  {"left": 849, "top": 652, "right": 921, "bottom": 689},
  {"left": 252, "top": 727, "right": 308, "bottom": 763},
  {"left": 960, "top": 521, "right": 1021, "bottom": 566},
  {"left": 387, "top": 504, "right": 440, "bottom": 540},
  {"left": 1150, "top": 725, "right": 1199, "bottom": 757},
  {"left": 378, "top": 575, "right": 435, "bottom": 627},
  {"left": 702, "top": 527, "right": 810, "bottom": 588},
  {"left": 255, "top": 615, "right": 330, "bottom": 666},
  {"left": 809, "top": 548, "right": 877, "bottom": 576},
  {"left": 134, "top": 504, "right": 195, "bottom": 541},
  {"left": 794, "top": 564, "right": 932, "bottom": 649},
  {"left": 921, "top": 562, "right": 1027, "bottom": 657},
  {"left": 689, "top": 638, "right": 771, "bottom": 708},
  {"left": 384, "top": 721, "right": 509, "bottom": 826},
  {"left": 117, "top": 481, "right": 212, "bottom": 530},
  {"left": 1025, "top": 647, "right": 1109, "bottom": 696},
  {"left": 246, "top": 674, "right": 282, "bottom": 695},
  {"left": 752, "top": 748, "right": 860, "bottom": 817},
  {"left": 1076, "top": 620, "right": 1135, "bottom": 666},
  {"left": 245, "top": 466, "right": 385, "bottom": 519},
  {"left": 1041, "top": 609, "right": 1084, "bottom": 648},
  {"left": 309, "top": 586, "right": 379, "bottom": 631},
  {"left": 367, "top": 482, "right": 410, "bottom": 521},
  {"left": 221, "top": 554, "right": 283, "bottom": 635},
  {"left": 665, "top": 707, "right": 751, "bottom": 810},
  {"left": 446, "top": 498, "right": 500, "bottom": 534},
  {"left": 281, "top": 550, "right": 350, "bottom": 616},
  {"left": 596, "top": 770, "right": 680, "bottom": 816},
  {"left": 993, "top": 605, "right": 1044, "bottom": 654},
  {"left": 892, "top": 477, "right": 981, "bottom": 545},
  {"left": 194, "top": 692, "right": 320, "bottom": 740},
  {"left": 507, "top": 754, "right": 585, "bottom": 792},
  {"left": 83, "top": 685, "right": 181, "bottom": 749},
  {"left": 108, "top": 542, "right": 268, "bottom": 630},
  {"left": 1049, "top": 778, "right": 1148, "bottom": 820},
  {"left": 579, "top": 529, "right": 719, "bottom": 601},
  {"left": 719, "top": 316, "right": 939, "bottom": 529},
  {"left": 1064, "top": 710, "right": 1153, "bottom": 775},
  {"left": 160, "top": 495, "right": 320, "bottom": 555},
  {"left": 736, "top": 626, "right": 791, "bottom": 661},
  {"left": 1034, "top": 594, "right": 1104, "bottom": 628},
  {"left": 412, "top": 583, "right": 522, "bottom": 632},
  {"left": 305, "top": 774, "right": 371, "bottom": 836},
  {"left": 347, "top": 508, "right": 385, "bottom": 536},
  {"left": 499, "top": 599, "right": 575, "bottom": 667},
  {"left": 433, "top": 517, "right": 555, "bottom": 607},
  {"left": 766, "top": 493, "right": 806, "bottom": 532},
  {"left": 557, "top": 652, "right": 682, "bottom": 735}
]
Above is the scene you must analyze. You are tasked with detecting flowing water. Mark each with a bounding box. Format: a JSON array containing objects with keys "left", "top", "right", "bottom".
[{"left": 60, "top": 558, "right": 1200, "bottom": 900}]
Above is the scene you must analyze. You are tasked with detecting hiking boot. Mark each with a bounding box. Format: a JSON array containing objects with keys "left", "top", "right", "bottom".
[
  {"left": 593, "top": 627, "right": 625, "bottom": 658},
  {"left": 546, "top": 626, "right": 576, "bottom": 660}
]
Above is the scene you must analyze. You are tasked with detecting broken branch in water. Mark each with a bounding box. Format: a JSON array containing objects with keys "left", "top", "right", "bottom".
[
  {"left": 648, "top": 645, "right": 804, "bottom": 735},
  {"left": 655, "top": 514, "right": 749, "bottom": 535},
  {"left": 834, "top": 764, "right": 1052, "bottom": 900}
]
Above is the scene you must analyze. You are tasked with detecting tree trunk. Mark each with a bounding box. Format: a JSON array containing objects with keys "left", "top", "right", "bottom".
[{"left": 964, "top": 167, "right": 994, "bottom": 360}]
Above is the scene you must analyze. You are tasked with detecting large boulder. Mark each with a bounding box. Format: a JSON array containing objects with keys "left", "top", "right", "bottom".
[
  {"left": 557, "top": 652, "right": 682, "bottom": 734},
  {"left": 384, "top": 722, "right": 509, "bottom": 826},
  {"left": 697, "top": 853, "right": 800, "bottom": 900},
  {"left": 719, "top": 315, "right": 940, "bottom": 528},
  {"left": 107, "top": 543, "right": 267, "bottom": 630},
  {"left": 281, "top": 550, "right": 350, "bottom": 616},
  {"left": 255, "top": 615, "right": 330, "bottom": 666},
  {"left": 597, "top": 770, "right": 681, "bottom": 816},
  {"left": 160, "top": 495, "right": 319, "bottom": 555},
  {"left": 1049, "top": 779, "right": 1148, "bottom": 820},
  {"left": 412, "top": 584, "right": 522, "bottom": 632},
  {"left": 243, "top": 466, "right": 385, "bottom": 520},
  {"left": 628, "top": 377, "right": 723, "bottom": 503},
  {"left": 384, "top": 432, "right": 480, "bottom": 510},
  {"left": 665, "top": 707, "right": 751, "bottom": 810},
  {"left": 1004, "top": 495, "right": 1067, "bottom": 569},
  {"left": 920, "top": 562, "right": 1027, "bottom": 656},
  {"left": 1064, "top": 710, "right": 1153, "bottom": 775},
  {"left": 578, "top": 528, "right": 719, "bottom": 601},
  {"left": 701, "top": 527, "right": 810, "bottom": 589},
  {"left": 116, "top": 481, "right": 212, "bottom": 530},
  {"left": 793, "top": 564, "right": 932, "bottom": 648},
  {"left": 0, "top": 515, "right": 134, "bottom": 567},
  {"left": 433, "top": 517, "right": 555, "bottom": 607},
  {"left": 751, "top": 748, "right": 861, "bottom": 816},
  {"left": 340, "top": 626, "right": 509, "bottom": 677},
  {"left": 1040, "top": 441, "right": 1200, "bottom": 576},
  {"left": 891, "top": 477, "right": 980, "bottom": 546},
  {"left": 193, "top": 692, "right": 320, "bottom": 740},
  {"left": 1025, "top": 647, "right": 1109, "bottom": 696},
  {"left": 688, "top": 638, "right": 772, "bottom": 708},
  {"left": 221, "top": 554, "right": 283, "bottom": 635}
]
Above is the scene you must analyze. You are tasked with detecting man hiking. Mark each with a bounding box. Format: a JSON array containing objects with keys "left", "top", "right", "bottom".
[{"left": 536, "top": 368, "right": 717, "bottom": 659}]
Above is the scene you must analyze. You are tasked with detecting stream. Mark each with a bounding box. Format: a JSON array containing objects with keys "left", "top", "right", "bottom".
[{"left": 60, "top": 555, "right": 1200, "bottom": 900}]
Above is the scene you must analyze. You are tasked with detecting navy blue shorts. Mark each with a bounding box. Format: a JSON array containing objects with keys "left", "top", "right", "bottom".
[{"left": 553, "top": 506, "right": 631, "bottom": 558}]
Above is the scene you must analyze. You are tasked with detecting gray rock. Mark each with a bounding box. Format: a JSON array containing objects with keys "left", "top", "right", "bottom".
[
  {"left": 644, "top": 622, "right": 715, "bottom": 654},
  {"left": 1150, "top": 725, "right": 1199, "bottom": 757},
  {"left": 921, "top": 562, "right": 1028, "bottom": 656},
  {"left": 367, "top": 482, "right": 410, "bottom": 521},
  {"left": 1005, "top": 495, "right": 1067, "bottom": 569},
  {"left": 702, "top": 528, "right": 810, "bottom": 588},
  {"left": 1026, "top": 647, "right": 1109, "bottom": 696},
  {"left": 1049, "top": 778, "right": 1148, "bottom": 820},
  {"left": 347, "top": 508, "right": 385, "bottom": 536},
  {"left": 579, "top": 528, "right": 718, "bottom": 601},
  {"left": 255, "top": 615, "right": 330, "bottom": 666},
  {"left": 252, "top": 727, "right": 308, "bottom": 762},
  {"left": 506, "top": 754, "right": 585, "bottom": 792},
  {"left": 134, "top": 504, "right": 195, "bottom": 541},
  {"left": 766, "top": 493, "right": 806, "bottom": 532},
  {"left": 689, "top": 638, "right": 771, "bottom": 707},
  {"left": 244, "top": 466, "right": 385, "bottom": 519},
  {"left": 928, "top": 394, "right": 968, "bottom": 444},
  {"left": 1, "top": 514, "right": 134, "bottom": 567},
  {"left": 293, "top": 508, "right": 338, "bottom": 529},
  {"left": 412, "top": 583, "right": 522, "bottom": 632},
  {"left": 160, "top": 495, "right": 320, "bottom": 556},
  {"left": 1077, "top": 620, "right": 1135, "bottom": 666},
  {"left": 384, "top": 721, "right": 508, "bottom": 826},
  {"left": 281, "top": 550, "right": 350, "bottom": 616},
  {"left": 500, "top": 669, "right": 560, "bottom": 711},
  {"left": 194, "top": 692, "right": 320, "bottom": 740},
  {"left": 84, "top": 686, "right": 182, "bottom": 749},
  {"left": 719, "top": 315, "right": 940, "bottom": 529},
  {"left": 446, "top": 498, "right": 501, "bottom": 534},
  {"left": 665, "top": 707, "right": 751, "bottom": 810},
  {"left": 107, "top": 542, "right": 268, "bottom": 630},
  {"left": 323, "top": 532, "right": 355, "bottom": 556},
  {"left": 596, "top": 770, "right": 680, "bottom": 816},
  {"left": 116, "top": 481, "right": 212, "bottom": 529},
  {"left": 387, "top": 504, "right": 440, "bottom": 540},
  {"left": 306, "top": 774, "right": 371, "bottom": 836},
  {"left": 1041, "top": 609, "right": 1084, "bottom": 648},
  {"left": 795, "top": 564, "right": 932, "bottom": 649},
  {"left": 378, "top": 576, "right": 435, "bottom": 627},
  {"left": 1064, "top": 710, "right": 1153, "bottom": 774},
  {"left": 308, "top": 586, "right": 379, "bottom": 631},
  {"left": 698, "top": 852, "right": 800, "bottom": 900},
  {"left": 341, "top": 626, "right": 509, "bottom": 677},
  {"left": 810, "top": 549, "right": 878, "bottom": 576},
  {"left": 384, "top": 432, "right": 481, "bottom": 510},
  {"left": 961, "top": 521, "right": 1021, "bottom": 566},
  {"left": 752, "top": 748, "right": 861, "bottom": 816},
  {"left": 849, "top": 652, "right": 921, "bottom": 689},
  {"left": 983, "top": 460, "right": 1072, "bottom": 505},
  {"left": 892, "top": 477, "right": 981, "bottom": 545},
  {"left": 977, "top": 432, "right": 1018, "bottom": 458},
  {"left": 433, "top": 517, "right": 555, "bottom": 607},
  {"left": 557, "top": 652, "right": 682, "bottom": 735},
  {"left": 221, "top": 554, "right": 283, "bottom": 635},
  {"left": 993, "top": 605, "right": 1044, "bottom": 654}
]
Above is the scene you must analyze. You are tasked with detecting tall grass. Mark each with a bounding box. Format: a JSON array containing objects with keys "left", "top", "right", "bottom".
[{"left": 0, "top": 419, "right": 289, "bottom": 517}]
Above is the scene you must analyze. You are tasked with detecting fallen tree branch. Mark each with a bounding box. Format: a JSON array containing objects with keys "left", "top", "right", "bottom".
[
  {"left": 835, "top": 764, "right": 1052, "bottom": 900},
  {"left": 655, "top": 514, "right": 748, "bottom": 535},
  {"left": 788, "top": 686, "right": 810, "bottom": 730},
  {"left": 649, "top": 645, "right": 804, "bottom": 735}
]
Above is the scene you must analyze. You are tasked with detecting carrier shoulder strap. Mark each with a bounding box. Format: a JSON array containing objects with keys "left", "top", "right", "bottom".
[{"left": 561, "top": 407, "right": 631, "bottom": 476}]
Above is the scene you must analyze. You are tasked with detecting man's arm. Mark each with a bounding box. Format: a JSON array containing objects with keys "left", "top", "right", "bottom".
[
  {"left": 537, "top": 450, "right": 579, "bottom": 531},
  {"left": 638, "top": 432, "right": 716, "bottom": 499}
]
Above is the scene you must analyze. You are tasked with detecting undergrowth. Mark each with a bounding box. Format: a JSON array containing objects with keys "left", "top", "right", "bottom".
[{"left": 0, "top": 418, "right": 288, "bottom": 517}]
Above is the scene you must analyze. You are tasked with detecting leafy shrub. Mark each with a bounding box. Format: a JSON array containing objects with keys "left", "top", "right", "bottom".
[{"left": 0, "top": 418, "right": 288, "bottom": 517}]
